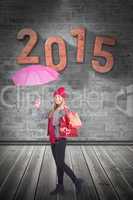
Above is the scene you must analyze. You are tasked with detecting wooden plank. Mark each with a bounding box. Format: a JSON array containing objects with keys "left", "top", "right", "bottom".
[
  {"left": 34, "top": 145, "right": 57, "bottom": 200},
  {"left": 0, "top": 146, "right": 19, "bottom": 166},
  {"left": 14, "top": 146, "right": 45, "bottom": 200},
  {"left": 82, "top": 146, "right": 119, "bottom": 200},
  {"left": 0, "top": 145, "right": 9, "bottom": 157},
  {"left": 100, "top": 146, "right": 133, "bottom": 189},
  {"left": 128, "top": 146, "right": 133, "bottom": 151},
  {"left": 127, "top": 146, "right": 133, "bottom": 155},
  {"left": 69, "top": 146, "right": 99, "bottom": 200},
  {"left": 0, "top": 146, "right": 25, "bottom": 187},
  {"left": 59, "top": 145, "right": 76, "bottom": 200},
  {"left": 0, "top": 145, "right": 10, "bottom": 151},
  {"left": 0, "top": 146, "right": 33, "bottom": 200},
  {"left": 115, "top": 146, "right": 133, "bottom": 168},
  {"left": 94, "top": 146, "right": 133, "bottom": 200}
]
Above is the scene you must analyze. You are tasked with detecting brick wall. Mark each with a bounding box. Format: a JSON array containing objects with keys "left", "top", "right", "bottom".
[{"left": 0, "top": 0, "right": 133, "bottom": 141}]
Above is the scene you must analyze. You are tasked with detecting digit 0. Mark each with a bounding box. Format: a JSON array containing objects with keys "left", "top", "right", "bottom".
[{"left": 44, "top": 36, "right": 67, "bottom": 71}]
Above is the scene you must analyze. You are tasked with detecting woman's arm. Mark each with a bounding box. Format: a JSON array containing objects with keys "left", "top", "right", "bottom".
[
  {"left": 32, "top": 97, "right": 50, "bottom": 120},
  {"left": 32, "top": 108, "right": 49, "bottom": 120}
]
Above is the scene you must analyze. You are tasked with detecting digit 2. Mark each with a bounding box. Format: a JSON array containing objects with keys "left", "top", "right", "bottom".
[{"left": 16, "top": 28, "right": 39, "bottom": 64}]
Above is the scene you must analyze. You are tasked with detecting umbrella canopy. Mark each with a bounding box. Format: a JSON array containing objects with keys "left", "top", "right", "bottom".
[{"left": 10, "top": 65, "right": 60, "bottom": 86}]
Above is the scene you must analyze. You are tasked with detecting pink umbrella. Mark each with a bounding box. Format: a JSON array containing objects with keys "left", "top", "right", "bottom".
[{"left": 10, "top": 65, "right": 60, "bottom": 86}]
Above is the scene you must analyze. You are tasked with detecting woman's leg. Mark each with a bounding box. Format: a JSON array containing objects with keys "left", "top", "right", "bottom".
[
  {"left": 51, "top": 141, "right": 84, "bottom": 194},
  {"left": 51, "top": 142, "right": 64, "bottom": 185},
  {"left": 51, "top": 140, "right": 78, "bottom": 184},
  {"left": 63, "top": 162, "right": 78, "bottom": 184},
  {"left": 50, "top": 143, "right": 65, "bottom": 195},
  {"left": 55, "top": 140, "right": 66, "bottom": 185}
]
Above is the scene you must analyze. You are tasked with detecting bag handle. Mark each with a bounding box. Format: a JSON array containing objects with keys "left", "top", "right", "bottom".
[{"left": 63, "top": 105, "right": 70, "bottom": 114}]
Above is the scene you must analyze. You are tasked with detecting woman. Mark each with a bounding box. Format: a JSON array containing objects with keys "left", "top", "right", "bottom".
[{"left": 34, "top": 86, "right": 83, "bottom": 195}]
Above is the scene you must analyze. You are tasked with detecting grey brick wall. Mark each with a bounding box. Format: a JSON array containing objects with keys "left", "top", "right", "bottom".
[{"left": 0, "top": 0, "right": 133, "bottom": 141}]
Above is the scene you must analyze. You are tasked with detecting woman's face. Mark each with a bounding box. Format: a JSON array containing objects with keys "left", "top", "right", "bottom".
[{"left": 54, "top": 94, "right": 64, "bottom": 105}]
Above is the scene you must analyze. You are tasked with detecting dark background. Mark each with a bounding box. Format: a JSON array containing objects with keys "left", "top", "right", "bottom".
[{"left": 0, "top": 0, "right": 133, "bottom": 142}]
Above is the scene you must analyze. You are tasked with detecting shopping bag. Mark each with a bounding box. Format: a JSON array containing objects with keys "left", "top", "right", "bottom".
[
  {"left": 59, "top": 114, "right": 78, "bottom": 137},
  {"left": 59, "top": 107, "right": 82, "bottom": 137},
  {"left": 67, "top": 111, "right": 82, "bottom": 128}
]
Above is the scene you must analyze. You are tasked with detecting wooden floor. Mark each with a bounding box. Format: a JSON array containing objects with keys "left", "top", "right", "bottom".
[{"left": 0, "top": 145, "right": 133, "bottom": 200}]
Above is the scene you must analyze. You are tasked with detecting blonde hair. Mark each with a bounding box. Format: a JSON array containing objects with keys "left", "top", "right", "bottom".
[{"left": 48, "top": 97, "right": 66, "bottom": 118}]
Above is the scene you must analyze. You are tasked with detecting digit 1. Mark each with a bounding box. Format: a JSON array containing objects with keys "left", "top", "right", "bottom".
[{"left": 70, "top": 26, "right": 86, "bottom": 63}]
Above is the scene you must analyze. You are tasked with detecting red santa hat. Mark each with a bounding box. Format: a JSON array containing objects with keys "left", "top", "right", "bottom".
[{"left": 53, "top": 86, "right": 68, "bottom": 98}]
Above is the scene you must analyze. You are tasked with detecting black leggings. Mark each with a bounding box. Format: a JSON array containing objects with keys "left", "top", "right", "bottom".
[{"left": 51, "top": 139, "right": 77, "bottom": 185}]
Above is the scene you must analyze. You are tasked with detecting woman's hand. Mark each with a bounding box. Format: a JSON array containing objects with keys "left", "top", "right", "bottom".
[{"left": 34, "top": 97, "right": 41, "bottom": 109}]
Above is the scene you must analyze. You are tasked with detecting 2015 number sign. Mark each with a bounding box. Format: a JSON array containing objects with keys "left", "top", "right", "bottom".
[{"left": 16, "top": 27, "right": 116, "bottom": 73}]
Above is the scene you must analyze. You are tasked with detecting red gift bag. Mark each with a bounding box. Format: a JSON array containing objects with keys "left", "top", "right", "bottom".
[{"left": 59, "top": 107, "right": 79, "bottom": 137}]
